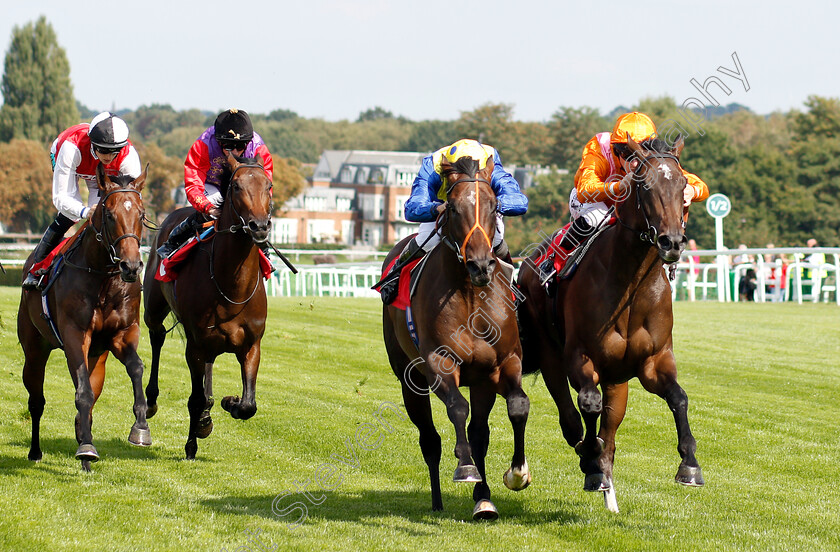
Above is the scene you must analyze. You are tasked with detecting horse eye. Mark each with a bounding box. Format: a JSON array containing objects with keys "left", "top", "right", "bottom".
[{"left": 105, "top": 210, "right": 114, "bottom": 220}]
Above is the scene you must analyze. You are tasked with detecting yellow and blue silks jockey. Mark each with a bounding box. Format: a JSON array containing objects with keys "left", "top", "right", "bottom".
[{"left": 379, "top": 139, "right": 528, "bottom": 305}]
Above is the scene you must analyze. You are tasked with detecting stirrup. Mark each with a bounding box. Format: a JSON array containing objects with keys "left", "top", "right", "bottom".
[{"left": 22, "top": 272, "right": 45, "bottom": 291}]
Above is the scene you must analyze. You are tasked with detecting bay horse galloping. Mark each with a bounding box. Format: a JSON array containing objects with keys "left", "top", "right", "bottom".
[
  {"left": 18, "top": 163, "right": 150, "bottom": 471},
  {"left": 517, "top": 137, "right": 704, "bottom": 513},
  {"left": 143, "top": 151, "right": 271, "bottom": 460},
  {"left": 382, "top": 156, "right": 530, "bottom": 521}
]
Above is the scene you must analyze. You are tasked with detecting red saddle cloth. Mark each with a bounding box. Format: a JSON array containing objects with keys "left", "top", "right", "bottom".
[
  {"left": 155, "top": 237, "right": 274, "bottom": 282},
  {"left": 29, "top": 238, "right": 71, "bottom": 275},
  {"left": 378, "top": 257, "right": 422, "bottom": 311}
]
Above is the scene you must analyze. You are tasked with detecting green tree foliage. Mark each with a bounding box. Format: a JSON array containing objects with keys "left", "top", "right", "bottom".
[
  {"left": 547, "top": 106, "right": 609, "bottom": 169},
  {"left": 0, "top": 139, "right": 53, "bottom": 231},
  {"left": 357, "top": 106, "right": 395, "bottom": 122},
  {"left": 271, "top": 157, "right": 306, "bottom": 214},
  {"left": 0, "top": 17, "right": 79, "bottom": 144}
]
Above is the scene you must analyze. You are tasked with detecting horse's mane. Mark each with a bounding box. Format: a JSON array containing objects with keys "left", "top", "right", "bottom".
[
  {"left": 104, "top": 173, "right": 136, "bottom": 189},
  {"left": 441, "top": 157, "right": 481, "bottom": 181},
  {"left": 641, "top": 138, "right": 674, "bottom": 154}
]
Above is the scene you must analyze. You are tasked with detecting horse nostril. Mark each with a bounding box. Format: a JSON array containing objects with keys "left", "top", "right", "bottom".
[{"left": 657, "top": 236, "right": 673, "bottom": 250}]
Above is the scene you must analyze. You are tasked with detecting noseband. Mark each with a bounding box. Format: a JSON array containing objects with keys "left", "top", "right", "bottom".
[
  {"left": 94, "top": 188, "right": 143, "bottom": 265},
  {"left": 615, "top": 152, "right": 685, "bottom": 245},
  {"left": 441, "top": 177, "right": 493, "bottom": 263}
]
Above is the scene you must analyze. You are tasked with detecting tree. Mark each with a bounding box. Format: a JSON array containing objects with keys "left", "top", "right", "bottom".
[
  {"left": 0, "top": 139, "right": 53, "bottom": 232},
  {"left": 546, "top": 106, "right": 608, "bottom": 169},
  {"left": 271, "top": 157, "right": 306, "bottom": 213},
  {"left": 0, "top": 17, "right": 79, "bottom": 143},
  {"left": 357, "top": 106, "right": 394, "bottom": 122}
]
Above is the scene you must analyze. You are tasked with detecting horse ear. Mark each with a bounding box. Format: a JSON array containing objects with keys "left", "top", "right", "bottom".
[
  {"left": 254, "top": 153, "right": 264, "bottom": 167},
  {"left": 96, "top": 162, "right": 109, "bottom": 191},
  {"left": 626, "top": 135, "right": 644, "bottom": 157},
  {"left": 672, "top": 135, "right": 685, "bottom": 159},
  {"left": 224, "top": 149, "right": 241, "bottom": 172},
  {"left": 132, "top": 163, "right": 149, "bottom": 192}
]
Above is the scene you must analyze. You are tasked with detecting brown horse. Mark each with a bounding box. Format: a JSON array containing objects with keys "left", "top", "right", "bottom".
[
  {"left": 517, "top": 137, "right": 704, "bottom": 513},
  {"left": 382, "top": 156, "right": 530, "bottom": 521},
  {"left": 143, "top": 152, "right": 271, "bottom": 459},
  {"left": 18, "top": 163, "right": 150, "bottom": 471}
]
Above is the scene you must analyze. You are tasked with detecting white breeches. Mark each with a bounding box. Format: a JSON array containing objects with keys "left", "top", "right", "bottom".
[{"left": 569, "top": 188, "right": 610, "bottom": 227}]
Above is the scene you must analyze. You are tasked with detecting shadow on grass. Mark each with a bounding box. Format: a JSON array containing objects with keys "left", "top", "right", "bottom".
[{"left": 200, "top": 488, "right": 583, "bottom": 528}]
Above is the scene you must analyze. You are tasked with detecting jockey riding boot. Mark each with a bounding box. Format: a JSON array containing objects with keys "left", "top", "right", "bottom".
[
  {"left": 493, "top": 239, "right": 515, "bottom": 282},
  {"left": 156, "top": 213, "right": 204, "bottom": 259},
  {"left": 22, "top": 227, "right": 65, "bottom": 290},
  {"left": 380, "top": 238, "right": 422, "bottom": 305},
  {"left": 555, "top": 217, "right": 594, "bottom": 273}
]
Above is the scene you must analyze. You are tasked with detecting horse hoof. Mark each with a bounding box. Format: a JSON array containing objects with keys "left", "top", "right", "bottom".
[
  {"left": 453, "top": 464, "right": 482, "bottom": 483},
  {"left": 503, "top": 460, "right": 532, "bottom": 491},
  {"left": 128, "top": 426, "right": 152, "bottom": 447},
  {"left": 28, "top": 449, "right": 43, "bottom": 462},
  {"left": 185, "top": 441, "right": 197, "bottom": 460},
  {"left": 75, "top": 444, "right": 100, "bottom": 462},
  {"left": 583, "top": 472, "right": 610, "bottom": 492},
  {"left": 221, "top": 396, "right": 236, "bottom": 413},
  {"left": 146, "top": 403, "right": 158, "bottom": 418},
  {"left": 196, "top": 415, "right": 213, "bottom": 439},
  {"left": 472, "top": 499, "right": 499, "bottom": 521},
  {"left": 675, "top": 465, "right": 705, "bottom": 487}
]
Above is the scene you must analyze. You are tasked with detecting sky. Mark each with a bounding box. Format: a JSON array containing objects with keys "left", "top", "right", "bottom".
[{"left": 1, "top": 0, "right": 837, "bottom": 122}]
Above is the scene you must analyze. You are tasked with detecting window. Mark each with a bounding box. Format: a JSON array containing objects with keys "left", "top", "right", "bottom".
[
  {"left": 339, "top": 166, "right": 355, "bottom": 183},
  {"left": 369, "top": 168, "right": 384, "bottom": 184},
  {"left": 355, "top": 167, "right": 370, "bottom": 184}
]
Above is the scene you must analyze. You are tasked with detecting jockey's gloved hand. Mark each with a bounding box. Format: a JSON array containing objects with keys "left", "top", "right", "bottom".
[
  {"left": 606, "top": 173, "right": 634, "bottom": 202},
  {"left": 435, "top": 202, "right": 447, "bottom": 215},
  {"left": 208, "top": 206, "right": 222, "bottom": 220},
  {"left": 84, "top": 205, "right": 98, "bottom": 220},
  {"left": 208, "top": 192, "right": 223, "bottom": 207},
  {"left": 683, "top": 185, "right": 695, "bottom": 207}
]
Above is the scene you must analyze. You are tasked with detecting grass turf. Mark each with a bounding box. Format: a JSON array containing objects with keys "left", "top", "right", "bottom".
[{"left": 0, "top": 287, "right": 838, "bottom": 551}]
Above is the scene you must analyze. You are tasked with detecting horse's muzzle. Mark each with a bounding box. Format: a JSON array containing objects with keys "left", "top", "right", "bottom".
[
  {"left": 245, "top": 218, "right": 271, "bottom": 244},
  {"left": 119, "top": 259, "right": 143, "bottom": 282},
  {"left": 656, "top": 233, "right": 687, "bottom": 263},
  {"left": 466, "top": 258, "right": 496, "bottom": 286}
]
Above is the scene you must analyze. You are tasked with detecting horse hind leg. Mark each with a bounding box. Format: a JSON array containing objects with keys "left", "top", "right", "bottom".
[
  {"left": 142, "top": 270, "right": 171, "bottom": 418},
  {"left": 196, "top": 362, "right": 214, "bottom": 439},
  {"left": 399, "top": 370, "right": 443, "bottom": 512},
  {"left": 573, "top": 381, "right": 610, "bottom": 493},
  {"left": 184, "top": 345, "right": 207, "bottom": 460},
  {"left": 21, "top": 344, "right": 50, "bottom": 462}
]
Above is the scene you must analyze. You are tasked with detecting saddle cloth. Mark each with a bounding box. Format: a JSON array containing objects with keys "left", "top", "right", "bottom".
[{"left": 156, "top": 235, "right": 274, "bottom": 282}]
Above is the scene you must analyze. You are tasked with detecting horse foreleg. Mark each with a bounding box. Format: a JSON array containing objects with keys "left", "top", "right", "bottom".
[
  {"left": 64, "top": 334, "right": 99, "bottom": 467},
  {"left": 467, "top": 384, "right": 498, "bottom": 520},
  {"left": 223, "top": 341, "right": 259, "bottom": 420},
  {"left": 111, "top": 327, "right": 151, "bottom": 447},
  {"left": 567, "top": 353, "right": 607, "bottom": 492},
  {"left": 640, "top": 351, "right": 704, "bottom": 486},
  {"left": 428, "top": 353, "right": 477, "bottom": 484},
  {"left": 598, "top": 382, "right": 628, "bottom": 513},
  {"left": 20, "top": 339, "right": 51, "bottom": 461},
  {"left": 184, "top": 342, "right": 207, "bottom": 460},
  {"left": 498, "top": 356, "right": 531, "bottom": 493},
  {"left": 142, "top": 279, "right": 170, "bottom": 419}
]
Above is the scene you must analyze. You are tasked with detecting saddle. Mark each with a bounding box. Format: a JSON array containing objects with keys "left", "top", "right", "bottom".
[
  {"left": 533, "top": 217, "right": 616, "bottom": 292},
  {"left": 28, "top": 222, "right": 91, "bottom": 289}
]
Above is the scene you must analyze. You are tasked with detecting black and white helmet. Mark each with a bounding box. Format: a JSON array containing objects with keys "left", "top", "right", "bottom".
[{"left": 88, "top": 112, "right": 130, "bottom": 149}]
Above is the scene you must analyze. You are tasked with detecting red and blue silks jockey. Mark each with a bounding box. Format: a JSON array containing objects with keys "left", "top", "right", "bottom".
[{"left": 156, "top": 108, "right": 275, "bottom": 259}]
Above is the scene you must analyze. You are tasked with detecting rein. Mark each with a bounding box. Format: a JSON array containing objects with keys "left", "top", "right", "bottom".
[
  {"left": 614, "top": 152, "right": 684, "bottom": 245},
  {"left": 441, "top": 177, "right": 493, "bottom": 264}
]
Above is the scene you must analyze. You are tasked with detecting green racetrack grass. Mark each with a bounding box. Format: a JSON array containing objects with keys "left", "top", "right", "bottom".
[{"left": 0, "top": 286, "right": 838, "bottom": 551}]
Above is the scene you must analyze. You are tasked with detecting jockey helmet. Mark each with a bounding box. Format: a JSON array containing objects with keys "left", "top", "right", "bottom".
[
  {"left": 442, "top": 139, "right": 493, "bottom": 169},
  {"left": 214, "top": 108, "right": 254, "bottom": 143},
  {"left": 88, "top": 112, "right": 130, "bottom": 150},
  {"left": 610, "top": 112, "right": 657, "bottom": 144}
]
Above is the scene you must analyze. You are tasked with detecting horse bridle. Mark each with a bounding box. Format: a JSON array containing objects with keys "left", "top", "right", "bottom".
[
  {"left": 208, "top": 162, "right": 270, "bottom": 304},
  {"left": 440, "top": 177, "right": 493, "bottom": 264},
  {"left": 94, "top": 188, "right": 143, "bottom": 265},
  {"left": 615, "top": 152, "right": 685, "bottom": 245},
  {"left": 214, "top": 163, "right": 270, "bottom": 240}
]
